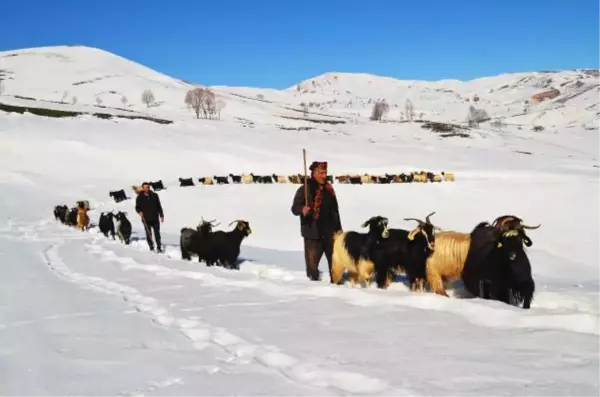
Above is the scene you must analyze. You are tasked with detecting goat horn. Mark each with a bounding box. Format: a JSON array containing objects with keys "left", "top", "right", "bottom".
[
  {"left": 229, "top": 220, "right": 244, "bottom": 226},
  {"left": 404, "top": 217, "right": 425, "bottom": 225},
  {"left": 425, "top": 211, "right": 436, "bottom": 223},
  {"left": 521, "top": 223, "right": 541, "bottom": 230}
]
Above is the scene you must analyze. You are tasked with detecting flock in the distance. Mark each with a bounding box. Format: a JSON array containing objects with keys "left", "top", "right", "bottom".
[
  {"left": 105, "top": 170, "right": 455, "bottom": 204},
  {"left": 51, "top": 168, "right": 542, "bottom": 310}
]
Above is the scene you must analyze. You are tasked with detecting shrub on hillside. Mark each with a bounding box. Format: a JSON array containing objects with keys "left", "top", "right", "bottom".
[
  {"left": 141, "top": 89, "right": 155, "bottom": 107},
  {"left": 466, "top": 105, "right": 490, "bottom": 127}
]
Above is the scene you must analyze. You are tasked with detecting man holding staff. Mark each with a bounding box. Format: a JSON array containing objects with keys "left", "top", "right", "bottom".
[{"left": 291, "top": 157, "right": 342, "bottom": 282}]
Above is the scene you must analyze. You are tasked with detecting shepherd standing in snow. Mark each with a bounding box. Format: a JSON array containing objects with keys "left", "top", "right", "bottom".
[
  {"left": 291, "top": 161, "right": 342, "bottom": 282},
  {"left": 135, "top": 182, "right": 164, "bottom": 252}
]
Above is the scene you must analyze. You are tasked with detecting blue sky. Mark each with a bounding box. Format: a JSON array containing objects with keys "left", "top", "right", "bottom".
[{"left": 1, "top": 0, "right": 598, "bottom": 88}]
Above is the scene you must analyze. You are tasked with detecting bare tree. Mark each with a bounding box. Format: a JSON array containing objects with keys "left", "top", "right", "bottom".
[
  {"left": 184, "top": 87, "right": 205, "bottom": 119},
  {"left": 61, "top": 91, "right": 69, "bottom": 104},
  {"left": 302, "top": 103, "right": 308, "bottom": 117},
  {"left": 216, "top": 100, "right": 226, "bottom": 120},
  {"left": 473, "top": 94, "right": 480, "bottom": 103},
  {"left": 370, "top": 100, "right": 389, "bottom": 121},
  {"left": 523, "top": 100, "right": 530, "bottom": 114},
  {"left": 141, "top": 89, "right": 155, "bottom": 107},
  {"left": 405, "top": 99, "right": 414, "bottom": 122},
  {"left": 419, "top": 112, "right": 424, "bottom": 120},
  {"left": 256, "top": 94, "right": 264, "bottom": 100},
  {"left": 96, "top": 96, "right": 103, "bottom": 106},
  {"left": 0, "top": 79, "right": 4, "bottom": 95},
  {"left": 201, "top": 89, "right": 216, "bottom": 119},
  {"left": 121, "top": 96, "right": 128, "bottom": 107},
  {"left": 72, "top": 96, "right": 77, "bottom": 105},
  {"left": 466, "top": 105, "right": 490, "bottom": 127}
]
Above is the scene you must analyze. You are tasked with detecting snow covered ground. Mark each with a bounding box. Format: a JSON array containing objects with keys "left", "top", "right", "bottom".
[{"left": 0, "top": 45, "right": 598, "bottom": 395}]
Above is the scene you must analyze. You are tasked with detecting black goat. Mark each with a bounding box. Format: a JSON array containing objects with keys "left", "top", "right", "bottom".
[
  {"left": 261, "top": 175, "right": 273, "bottom": 184},
  {"left": 250, "top": 173, "right": 263, "bottom": 183},
  {"left": 370, "top": 212, "right": 439, "bottom": 290},
  {"left": 66, "top": 207, "right": 78, "bottom": 226},
  {"left": 208, "top": 220, "right": 252, "bottom": 269},
  {"left": 109, "top": 189, "right": 127, "bottom": 203},
  {"left": 98, "top": 212, "right": 116, "bottom": 239},
  {"left": 462, "top": 221, "right": 539, "bottom": 309},
  {"left": 115, "top": 212, "right": 132, "bottom": 245},
  {"left": 214, "top": 176, "right": 229, "bottom": 184},
  {"left": 179, "top": 177, "right": 195, "bottom": 187},
  {"left": 349, "top": 176, "right": 362, "bottom": 184},
  {"left": 330, "top": 216, "right": 390, "bottom": 286},
  {"left": 151, "top": 180, "right": 165, "bottom": 191},
  {"left": 180, "top": 219, "right": 219, "bottom": 264},
  {"left": 54, "top": 205, "right": 68, "bottom": 223},
  {"left": 378, "top": 176, "right": 392, "bottom": 184},
  {"left": 229, "top": 174, "right": 242, "bottom": 184}
]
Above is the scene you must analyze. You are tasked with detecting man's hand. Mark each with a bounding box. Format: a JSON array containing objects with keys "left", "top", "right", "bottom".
[
  {"left": 139, "top": 211, "right": 144, "bottom": 218},
  {"left": 160, "top": 216, "right": 164, "bottom": 223},
  {"left": 302, "top": 206, "right": 311, "bottom": 216}
]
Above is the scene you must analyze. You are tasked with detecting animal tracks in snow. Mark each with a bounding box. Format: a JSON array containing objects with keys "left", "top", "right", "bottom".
[
  {"left": 42, "top": 238, "right": 403, "bottom": 396},
  {"left": 17, "top": 218, "right": 600, "bottom": 338},
  {"left": 89, "top": 234, "right": 600, "bottom": 337}
]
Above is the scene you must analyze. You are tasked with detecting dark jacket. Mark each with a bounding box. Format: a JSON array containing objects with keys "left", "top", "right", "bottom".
[
  {"left": 291, "top": 179, "right": 342, "bottom": 239},
  {"left": 135, "top": 191, "right": 164, "bottom": 222}
]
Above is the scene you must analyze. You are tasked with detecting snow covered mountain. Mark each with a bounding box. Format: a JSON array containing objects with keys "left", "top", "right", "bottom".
[
  {"left": 1, "top": 45, "right": 598, "bottom": 130},
  {"left": 0, "top": 45, "right": 598, "bottom": 395}
]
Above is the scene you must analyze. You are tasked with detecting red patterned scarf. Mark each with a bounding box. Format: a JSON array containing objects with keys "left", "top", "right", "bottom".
[{"left": 312, "top": 182, "right": 336, "bottom": 220}]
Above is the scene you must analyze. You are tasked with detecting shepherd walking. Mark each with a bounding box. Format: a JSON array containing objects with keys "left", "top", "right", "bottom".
[
  {"left": 135, "top": 182, "right": 164, "bottom": 252},
  {"left": 291, "top": 160, "right": 342, "bottom": 282}
]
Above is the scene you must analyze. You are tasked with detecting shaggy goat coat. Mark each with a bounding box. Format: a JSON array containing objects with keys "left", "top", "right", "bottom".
[
  {"left": 425, "top": 231, "right": 471, "bottom": 296},
  {"left": 76, "top": 208, "right": 89, "bottom": 231}
]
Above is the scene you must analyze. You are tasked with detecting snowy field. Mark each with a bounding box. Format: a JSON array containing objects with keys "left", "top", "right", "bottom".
[{"left": 0, "top": 46, "right": 599, "bottom": 396}]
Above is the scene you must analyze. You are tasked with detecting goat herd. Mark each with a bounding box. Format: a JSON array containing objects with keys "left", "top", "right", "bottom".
[
  {"left": 331, "top": 212, "right": 542, "bottom": 309},
  {"left": 52, "top": 200, "right": 252, "bottom": 271},
  {"left": 53, "top": 190, "right": 541, "bottom": 310},
  {"left": 104, "top": 170, "right": 455, "bottom": 203}
]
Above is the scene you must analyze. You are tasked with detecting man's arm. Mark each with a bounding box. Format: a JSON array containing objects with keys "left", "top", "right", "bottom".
[
  {"left": 155, "top": 194, "right": 164, "bottom": 218},
  {"left": 135, "top": 195, "right": 142, "bottom": 214},
  {"left": 291, "top": 185, "right": 307, "bottom": 216}
]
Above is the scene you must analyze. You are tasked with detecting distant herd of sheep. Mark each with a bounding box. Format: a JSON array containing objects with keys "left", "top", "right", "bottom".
[
  {"left": 104, "top": 170, "right": 456, "bottom": 204},
  {"left": 170, "top": 170, "right": 455, "bottom": 186}
]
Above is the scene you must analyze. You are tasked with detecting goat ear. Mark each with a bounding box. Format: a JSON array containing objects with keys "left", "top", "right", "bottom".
[{"left": 360, "top": 220, "right": 370, "bottom": 228}]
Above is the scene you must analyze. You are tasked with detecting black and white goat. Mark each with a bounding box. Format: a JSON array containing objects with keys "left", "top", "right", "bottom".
[
  {"left": 330, "top": 216, "right": 390, "bottom": 287},
  {"left": 115, "top": 211, "right": 132, "bottom": 245}
]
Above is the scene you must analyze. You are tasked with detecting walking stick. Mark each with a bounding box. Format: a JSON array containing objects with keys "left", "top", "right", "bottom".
[
  {"left": 302, "top": 148, "right": 308, "bottom": 206},
  {"left": 140, "top": 214, "right": 152, "bottom": 243}
]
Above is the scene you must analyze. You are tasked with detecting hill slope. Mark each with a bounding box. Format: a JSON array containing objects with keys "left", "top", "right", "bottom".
[{"left": 2, "top": 45, "right": 598, "bottom": 131}]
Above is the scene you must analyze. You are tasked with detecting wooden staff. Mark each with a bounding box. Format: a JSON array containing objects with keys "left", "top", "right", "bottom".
[{"left": 302, "top": 148, "right": 308, "bottom": 206}]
